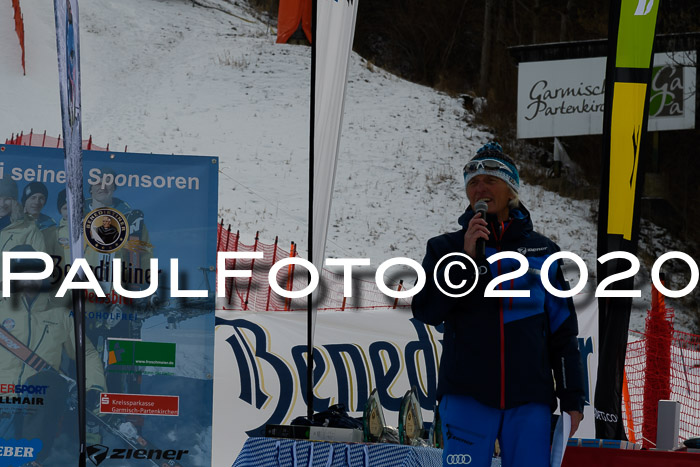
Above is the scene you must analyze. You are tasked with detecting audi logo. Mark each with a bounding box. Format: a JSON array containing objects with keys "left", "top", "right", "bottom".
[{"left": 446, "top": 454, "right": 472, "bottom": 465}]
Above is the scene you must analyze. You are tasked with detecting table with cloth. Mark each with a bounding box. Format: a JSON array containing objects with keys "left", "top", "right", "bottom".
[
  {"left": 232, "top": 437, "right": 508, "bottom": 466},
  {"left": 233, "top": 437, "right": 442, "bottom": 466}
]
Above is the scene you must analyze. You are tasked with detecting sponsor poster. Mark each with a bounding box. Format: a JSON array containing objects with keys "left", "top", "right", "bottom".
[
  {"left": 0, "top": 144, "right": 217, "bottom": 466},
  {"left": 212, "top": 299, "right": 598, "bottom": 464}
]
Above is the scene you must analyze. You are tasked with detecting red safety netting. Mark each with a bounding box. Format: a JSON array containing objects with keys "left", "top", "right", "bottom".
[
  {"left": 5, "top": 130, "right": 112, "bottom": 151},
  {"left": 216, "top": 223, "right": 412, "bottom": 312},
  {"left": 624, "top": 297, "right": 700, "bottom": 448}
]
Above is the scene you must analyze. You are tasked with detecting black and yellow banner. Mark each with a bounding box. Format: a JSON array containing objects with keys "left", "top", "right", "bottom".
[{"left": 595, "top": 0, "right": 660, "bottom": 440}]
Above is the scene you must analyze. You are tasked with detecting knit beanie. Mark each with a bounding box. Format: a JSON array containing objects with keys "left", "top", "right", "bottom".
[
  {"left": 21, "top": 181, "right": 49, "bottom": 205},
  {"left": 463, "top": 142, "right": 520, "bottom": 194}
]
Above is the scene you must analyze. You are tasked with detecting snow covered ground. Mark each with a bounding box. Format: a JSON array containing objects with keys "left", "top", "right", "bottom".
[{"left": 4, "top": 0, "right": 693, "bottom": 333}]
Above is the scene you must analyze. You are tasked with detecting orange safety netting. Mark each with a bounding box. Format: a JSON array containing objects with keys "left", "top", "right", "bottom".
[
  {"left": 624, "top": 302, "right": 700, "bottom": 448},
  {"left": 5, "top": 130, "right": 110, "bottom": 151},
  {"left": 216, "top": 224, "right": 411, "bottom": 312}
]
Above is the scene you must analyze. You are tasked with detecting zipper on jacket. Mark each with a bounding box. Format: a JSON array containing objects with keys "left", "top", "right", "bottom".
[
  {"left": 497, "top": 260, "right": 505, "bottom": 410},
  {"left": 33, "top": 325, "right": 49, "bottom": 356},
  {"left": 491, "top": 221, "right": 510, "bottom": 410}
]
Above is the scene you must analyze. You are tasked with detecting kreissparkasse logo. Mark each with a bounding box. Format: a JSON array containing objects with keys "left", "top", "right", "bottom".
[{"left": 84, "top": 207, "right": 129, "bottom": 253}]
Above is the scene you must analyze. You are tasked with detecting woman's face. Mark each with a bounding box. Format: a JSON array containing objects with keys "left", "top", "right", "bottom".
[{"left": 466, "top": 175, "right": 512, "bottom": 222}]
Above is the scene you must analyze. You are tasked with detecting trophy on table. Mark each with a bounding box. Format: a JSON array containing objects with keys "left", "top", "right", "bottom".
[
  {"left": 363, "top": 388, "right": 386, "bottom": 442},
  {"left": 398, "top": 386, "right": 424, "bottom": 445}
]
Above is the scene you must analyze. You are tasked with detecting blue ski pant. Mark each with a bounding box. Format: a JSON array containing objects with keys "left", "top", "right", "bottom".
[{"left": 440, "top": 394, "right": 551, "bottom": 467}]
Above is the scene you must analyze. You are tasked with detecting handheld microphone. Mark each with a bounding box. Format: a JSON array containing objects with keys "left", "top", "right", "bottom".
[{"left": 474, "top": 199, "right": 488, "bottom": 260}]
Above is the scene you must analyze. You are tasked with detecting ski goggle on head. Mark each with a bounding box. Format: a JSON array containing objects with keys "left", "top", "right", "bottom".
[
  {"left": 462, "top": 157, "right": 520, "bottom": 193},
  {"left": 463, "top": 158, "right": 511, "bottom": 175}
]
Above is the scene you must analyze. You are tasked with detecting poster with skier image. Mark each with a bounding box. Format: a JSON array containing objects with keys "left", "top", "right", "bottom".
[{"left": 0, "top": 144, "right": 217, "bottom": 466}]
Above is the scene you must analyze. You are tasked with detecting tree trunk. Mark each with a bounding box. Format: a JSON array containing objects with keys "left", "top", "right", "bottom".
[
  {"left": 512, "top": 0, "right": 522, "bottom": 44},
  {"left": 532, "top": 0, "right": 540, "bottom": 43},
  {"left": 479, "top": 0, "right": 495, "bottom": 96},
  {"left": 560, "top": 0, "right": 576, "bottom": 41},
  {"left": 496, "top": 0, "right": 506, "bottom": 45}
]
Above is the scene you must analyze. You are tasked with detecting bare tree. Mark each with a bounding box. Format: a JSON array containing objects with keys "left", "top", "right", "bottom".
[
  {"left": 496, "top": 0, "right": 507, "bottom": 45},
  {"left": 560, "top": 0, "right": 576, "bottom": 42},
  {"left": 532, "top": 0, "right": 540, "bottom": 43},
  {"left": 479, "top": 0, "right": 496, "bottom": 96},
  {"left": 440, "top": 0, "right": 470, "bottom": 72}
]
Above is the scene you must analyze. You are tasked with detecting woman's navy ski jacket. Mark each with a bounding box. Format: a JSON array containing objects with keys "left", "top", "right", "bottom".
[{"left": 412, "top": 205, "right": 586, "bottom": 414}]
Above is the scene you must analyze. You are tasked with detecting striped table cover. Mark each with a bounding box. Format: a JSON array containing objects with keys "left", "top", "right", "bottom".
[{"left": 232, "top": 437, "right": 444, "bottom": 467}]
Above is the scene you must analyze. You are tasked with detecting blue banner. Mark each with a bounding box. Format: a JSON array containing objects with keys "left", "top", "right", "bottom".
[{"left": 0, "top": 144, "right": 217, "bottom": 466}]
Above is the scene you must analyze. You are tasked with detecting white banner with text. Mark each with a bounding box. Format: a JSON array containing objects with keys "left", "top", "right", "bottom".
[
  {"left": 517, "top": 51, "right": 696, "bottom": 138},
  {"left": 213, "top": 295, "right": 598, "bottom": 464}
]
